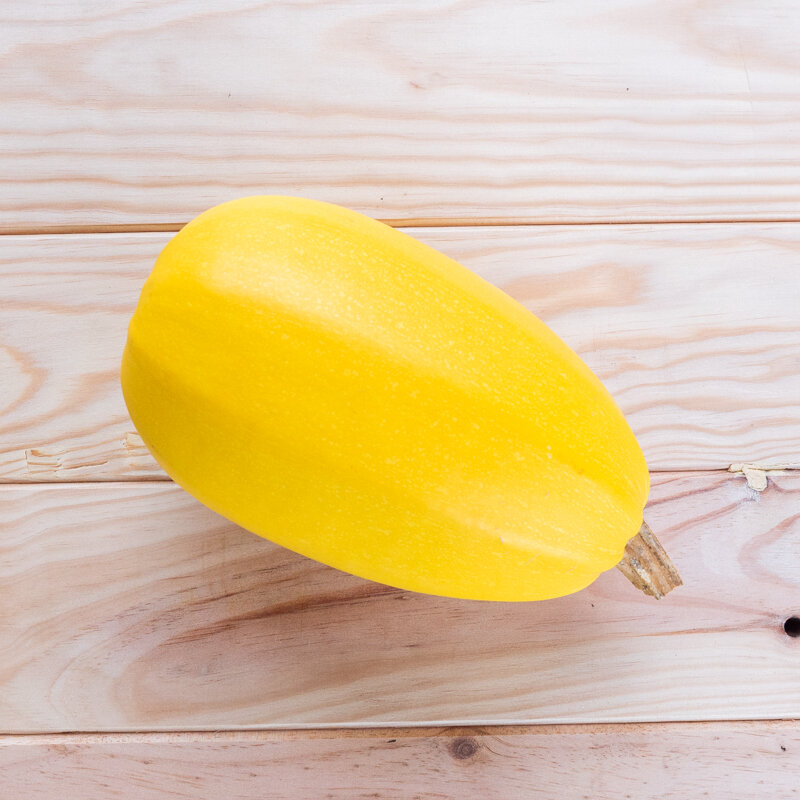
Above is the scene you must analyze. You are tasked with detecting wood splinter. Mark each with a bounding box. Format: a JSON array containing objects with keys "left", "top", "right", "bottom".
[{"left": 616, "top": 521, "right": 682, "bottom": 599}]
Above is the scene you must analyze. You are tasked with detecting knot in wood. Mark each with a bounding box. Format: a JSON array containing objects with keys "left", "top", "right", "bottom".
[{"left": 450, "top": 737, "right": 480, "bottom": 760}]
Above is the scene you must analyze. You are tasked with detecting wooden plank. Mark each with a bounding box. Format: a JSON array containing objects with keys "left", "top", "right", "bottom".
[
  {"left": 2, "top": 223, "right": 799, "bottom": 480},
  {"left": 2, "top": 1, "right": 800, "bottom": 230},
  {"left": 1, "top": 722, "right": 799, "bottom": 800},
  {"left": 1, "top": 472, "right": 799, "bottom": 733}
]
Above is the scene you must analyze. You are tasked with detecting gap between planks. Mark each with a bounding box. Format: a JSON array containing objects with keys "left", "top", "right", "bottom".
[
  {"left": 5, "top": 216, "right": 800, "bottom": 237},
  {"left": 0, "top": 468, "right": 777, "bottom": 488},
  {"left": 2, "top": 719, "right": 799, "bottom": 745}
]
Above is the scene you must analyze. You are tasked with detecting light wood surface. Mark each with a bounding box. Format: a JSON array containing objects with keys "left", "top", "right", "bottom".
[
  {"left": 2, "top": 223, "right": 799, "bottom": 482},
  {"left": 2, "top": 472, "right": 798, "bottom": 733},
  {"left": 3, "top": 2, "right": 800, "bottom": 792},
  {"left": 2, "top": 1, "right": 800, "bottom": 230},
  {"left": 1, "top": 721, "right": 799, "bottom": 800}
]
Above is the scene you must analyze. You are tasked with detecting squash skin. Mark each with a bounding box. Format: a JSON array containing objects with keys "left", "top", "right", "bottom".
[{"left": 121, "top": 196, "right": 649, "bottom": 601}]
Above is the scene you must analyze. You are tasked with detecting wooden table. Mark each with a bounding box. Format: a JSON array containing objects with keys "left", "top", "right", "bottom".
[{"left": 2, "top": 2, "right": 799, "bottom": 797}]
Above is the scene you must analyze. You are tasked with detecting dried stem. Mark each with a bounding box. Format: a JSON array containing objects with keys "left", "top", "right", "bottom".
[{"left": 616, "top": 520, "right": 682, "bottom": 599}]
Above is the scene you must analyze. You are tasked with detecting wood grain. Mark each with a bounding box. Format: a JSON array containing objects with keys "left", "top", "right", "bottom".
[
  {"left": 1, "top": 721, "right": 799, "bottom": 799},
  {"left": 2, "top": 223, "right": 799, "bottom": 481},
  {"left": 2, "top": 1, "right": 800, "bottom": 230},
  {"left": 2, "top": 472, "right": 799, "bottom": 733}
]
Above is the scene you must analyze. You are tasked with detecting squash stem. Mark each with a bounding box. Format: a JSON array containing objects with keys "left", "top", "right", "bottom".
[{"left": 616, "top": 521, "right": 682, "bottom": 599}]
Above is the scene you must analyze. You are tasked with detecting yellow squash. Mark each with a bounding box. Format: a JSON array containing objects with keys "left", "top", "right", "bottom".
[{"left": 121, "top": 196, "right": 648, "bottom": 601}]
